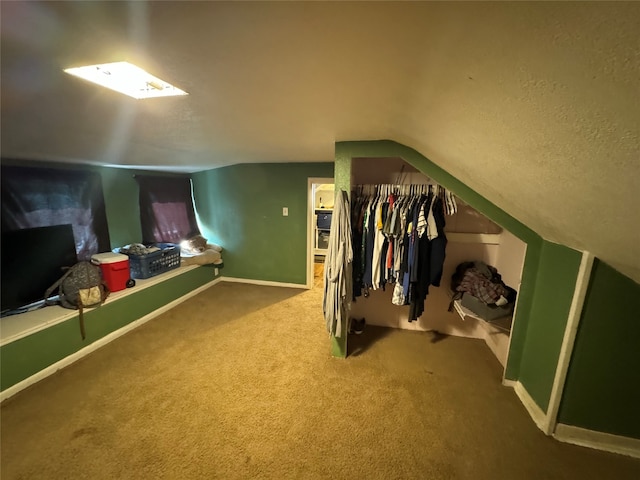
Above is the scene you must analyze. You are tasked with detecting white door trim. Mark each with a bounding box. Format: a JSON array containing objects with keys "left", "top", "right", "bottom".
[{"left": 307, "top": 178, "right": 334, "bottom": 289}]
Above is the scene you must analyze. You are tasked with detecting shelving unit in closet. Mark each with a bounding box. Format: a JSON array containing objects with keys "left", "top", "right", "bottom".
[{"left": 312, "top": 183, "right": 334, "bottom": 256}]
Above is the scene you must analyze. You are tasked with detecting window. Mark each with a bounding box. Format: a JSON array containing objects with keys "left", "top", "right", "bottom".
[
  {"left": 135, "top": 175, "right": 200, "bottom": 244},
  {"left": 1, "top": 165, "right": 111, "bottom": 260}
]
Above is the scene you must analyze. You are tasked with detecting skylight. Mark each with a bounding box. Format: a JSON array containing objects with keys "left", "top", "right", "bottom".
[{"left": 63, "top": 61, "right": 188, "bottom": 99}]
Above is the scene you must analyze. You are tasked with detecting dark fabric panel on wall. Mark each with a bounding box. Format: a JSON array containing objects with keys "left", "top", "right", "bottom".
[
  {"left": 1, "top": 165, "right": 111, "bottom": 260},
  {"left": 135, "top": 175, "right": 200, "bottom": 244}
]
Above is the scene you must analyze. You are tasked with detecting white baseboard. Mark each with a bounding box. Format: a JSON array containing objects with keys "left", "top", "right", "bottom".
[
  {"left": 513, "top": 381, "right": 547, "bottom": 432},
  {"left": 503, "top": 379, "right": 546, "bottom": 431},
  {"left": 554, "top": 424, "right": 640, "bottom": 459},
  {"left": 221, "top": 276, "right": 308, "bottom": 290},
  {"left": 0, "top": 277, "right": 222, "bottom": 403},
  {"left": 505, "top": 382, "right": 640, "bottom": 459},
  {"left": 502, "top": 378, "right": 516, "bottom": 388}
]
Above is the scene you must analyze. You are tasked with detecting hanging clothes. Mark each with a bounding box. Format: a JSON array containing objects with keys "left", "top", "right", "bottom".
[
  {"left": 323, "top": 189, "right": 353, "bottom": 338},
  {"left": 408, "top": 193, "right": 448, "bottom": 320},
  {"left": 350, "top": 184, "right": 454, "bottom": 322}
]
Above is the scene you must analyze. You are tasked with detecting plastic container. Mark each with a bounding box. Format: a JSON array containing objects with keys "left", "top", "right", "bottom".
[
  {"left": 124, "top": 243, "right": 180, "bottom": 279},
  {"left": 316, "top": 213, "right": 332, "bottom": 230},
  {"left": 318, "top": 231, "right": 330, "bottom": 250},
  {"left": 91, "top": 252, "right": 130, "bottom": 292},
  {"left": 460, "top": 292, "right": 514, "bottom": 321}
]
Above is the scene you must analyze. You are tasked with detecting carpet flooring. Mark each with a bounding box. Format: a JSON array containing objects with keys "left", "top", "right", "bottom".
[{"left": 1, "top": 266, "right": 639, "bottom": 479}]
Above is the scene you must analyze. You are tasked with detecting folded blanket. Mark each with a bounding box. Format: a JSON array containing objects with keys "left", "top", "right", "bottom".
[
  {"left": 180, "top": 235, "right": 222, "bottom": 255},
  {"left": 181, "top": 249, "right": 223, "bottom": 266}
]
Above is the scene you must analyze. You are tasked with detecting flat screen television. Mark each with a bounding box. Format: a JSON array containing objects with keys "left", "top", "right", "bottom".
[{"left": 1, "top": 224, "right": 78, "bottom": 315}]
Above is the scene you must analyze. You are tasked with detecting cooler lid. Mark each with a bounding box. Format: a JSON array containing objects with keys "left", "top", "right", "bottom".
[{"left": 91, "top": 252, "right": 129, "bottom": 264}]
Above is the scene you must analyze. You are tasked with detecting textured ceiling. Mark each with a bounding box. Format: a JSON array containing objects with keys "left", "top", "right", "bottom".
[{"left": 1, "top": 1, "right": 639, "bottom": 282}]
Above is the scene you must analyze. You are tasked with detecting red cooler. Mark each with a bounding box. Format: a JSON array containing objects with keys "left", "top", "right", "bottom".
[{"left": 91, "top": 252, "right": 130, "bottom": 292}]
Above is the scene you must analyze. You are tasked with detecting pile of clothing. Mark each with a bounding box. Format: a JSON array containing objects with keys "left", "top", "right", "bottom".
[
  {"left": 451, "top": 261, "right": 514, "bottom": 306},
  {"left": 118, "top": 243, "right": 161, "bottom": 256},
  {"left": 449, "top": 261, "right": 516, "bottom": 319}
]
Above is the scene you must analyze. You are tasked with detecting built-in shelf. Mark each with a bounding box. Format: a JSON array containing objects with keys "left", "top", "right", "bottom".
[
  {"left": 452, "top": 299, "right": 512, "bottom": 333},
  {"left": 0, "top": 264, "right": 203, "bottom": 346},
  {"left": 446, "top": 232, "right": 501, "bottom": 244},
  {"left": 314, "top": 209, "right": 332, "bottom": 256}
]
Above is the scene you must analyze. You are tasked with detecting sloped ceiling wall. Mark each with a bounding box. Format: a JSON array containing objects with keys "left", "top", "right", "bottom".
[{"left": 1, "top": 2, "right": 639, "bottom": 282}]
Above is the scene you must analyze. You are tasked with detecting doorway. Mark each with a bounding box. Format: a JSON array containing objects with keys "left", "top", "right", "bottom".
[{"left": 307, "top": 178, "right": 334, "bottom": 288}]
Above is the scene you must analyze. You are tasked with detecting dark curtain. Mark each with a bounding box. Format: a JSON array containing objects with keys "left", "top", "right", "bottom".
[
  {"left": 1, "top": 165, "right": 111, "bottom": 261},
  {"left": 135, "top": 175, "right": 200, "bottom": 244}
]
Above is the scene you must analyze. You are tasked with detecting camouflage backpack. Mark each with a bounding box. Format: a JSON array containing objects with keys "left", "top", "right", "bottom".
[{"left": 45, "top": 261, "right": 110, "bottom": 339}]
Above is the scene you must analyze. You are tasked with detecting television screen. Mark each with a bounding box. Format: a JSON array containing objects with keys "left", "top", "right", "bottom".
[{"left": 1, "top": 224, "right": 78, "bottom": 315}]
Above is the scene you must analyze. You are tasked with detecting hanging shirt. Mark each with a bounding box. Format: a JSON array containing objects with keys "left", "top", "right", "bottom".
[
  {"left": 362, "top": 199, "right": 376, "bottom": 289},
  {"left": 426, "top": 195, "right": 439, "bottom": 241},
  {"left": 371, "top": 199, "right": 386, "bottom": 289},
  {"left": 323, "top": 190, "right": 353, "bottom": 338}
]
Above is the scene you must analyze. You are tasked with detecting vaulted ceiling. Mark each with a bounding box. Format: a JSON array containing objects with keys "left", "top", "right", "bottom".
[{"left": 1, "top": 1, "right": 639, "bottom": 282}]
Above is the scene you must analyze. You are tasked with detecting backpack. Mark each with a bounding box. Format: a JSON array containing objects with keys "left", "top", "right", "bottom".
[{"left": 44, "top": 261, "right": 110, "bottom": 339}]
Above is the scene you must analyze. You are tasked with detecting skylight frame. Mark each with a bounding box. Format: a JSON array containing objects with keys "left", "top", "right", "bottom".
[{"left": 63, "top": 61, "right": 188, "bottom": 99}]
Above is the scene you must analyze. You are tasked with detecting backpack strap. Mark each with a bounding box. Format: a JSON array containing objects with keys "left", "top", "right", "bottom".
[
  {"left": 78, "top": 304, "right": 86, "bottom": 340},
  {"left": 101, "top": 280, "right": 111, "bottom": 303},
  {"left": 43, "top": 266, "right": 76, "bottom": 306}
]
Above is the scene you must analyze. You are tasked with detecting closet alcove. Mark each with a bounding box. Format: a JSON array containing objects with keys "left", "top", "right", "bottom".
[{"left": 349, "top": 157, "right": 527, "bottom": 369}]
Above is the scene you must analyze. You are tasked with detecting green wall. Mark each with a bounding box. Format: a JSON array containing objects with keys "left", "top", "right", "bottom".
[
  {"left": 98, "top": 166, "right": 144, "bottom": 249},
  {"left": 330, "top": 148, "right": 353, "bottom": 357},
  {"left": 192, "top": 162, "right": 334, "bottom": 285},
  {"left": 558, "top": 260, "right": 640, "bottom": 439},
  {"left": 1, "top": 266, "right": 218, "bottom": 391},
  {"left": 504, "top": 243, "right": 541, "bottom": 380},
  {"left": 517, "top": 242, "right": 581, "bottom": 412}
]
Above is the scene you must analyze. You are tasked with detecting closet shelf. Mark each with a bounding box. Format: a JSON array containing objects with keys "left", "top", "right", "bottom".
[
  {"left": 446, "top": 232, "right": 501, "bottom": 245},
  {"left": 452, "top": 299, "right": 512, "bottom": 333}
]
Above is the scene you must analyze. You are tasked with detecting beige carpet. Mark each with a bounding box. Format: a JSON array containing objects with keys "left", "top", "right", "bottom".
[{"left": 1, "top": 268, "right": 639, "bottom": 479}]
